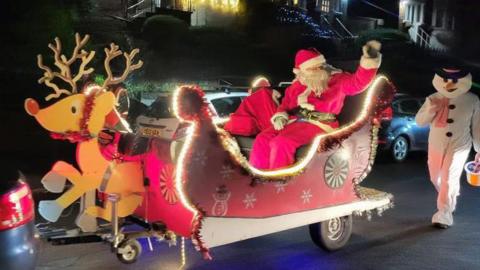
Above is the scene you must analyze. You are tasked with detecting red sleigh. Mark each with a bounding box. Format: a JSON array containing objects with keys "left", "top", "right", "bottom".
[{"left": 134, "top": 75, "right": 396, "bottom": 256}]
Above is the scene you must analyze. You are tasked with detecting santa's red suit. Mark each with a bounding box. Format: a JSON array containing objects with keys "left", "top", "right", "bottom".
[
  {"left": 224, "top": 78, "right": 279, "bottom": 136},
  {"left": 250, "top": 44, "right": 382, "bottom": 169}
]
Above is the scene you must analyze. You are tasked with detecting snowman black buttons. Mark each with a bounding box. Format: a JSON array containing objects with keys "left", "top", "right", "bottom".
[
  {"left": 446, "top": 132, "right": 453, "bottom": 137},
  {"left": 449, "top": 104, "right": 456, "bottom": 110}
]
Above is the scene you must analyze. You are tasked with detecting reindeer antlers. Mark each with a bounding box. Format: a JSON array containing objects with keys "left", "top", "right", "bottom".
[
  {"left": 37, "top": 33, "right": 95, "bottom": 101},
  {"left": 102, "top": 43, "right": 143, "bottom": 88}
]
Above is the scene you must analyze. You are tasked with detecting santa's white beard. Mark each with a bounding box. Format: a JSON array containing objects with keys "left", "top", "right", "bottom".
[{"left": 297, "top": 69, "right": 330, "bottom": 95}]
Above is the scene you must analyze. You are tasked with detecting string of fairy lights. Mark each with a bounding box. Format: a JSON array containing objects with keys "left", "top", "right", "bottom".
[{"left": 276, "top": 6, "right": 334, "bottom": 38}]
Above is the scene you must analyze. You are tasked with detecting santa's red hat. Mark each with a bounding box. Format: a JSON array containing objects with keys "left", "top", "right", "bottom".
[{"left": 294, "top": 49, "right": 326, "bottom": 72}]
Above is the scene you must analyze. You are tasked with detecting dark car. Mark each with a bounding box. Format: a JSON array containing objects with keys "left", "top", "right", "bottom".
[
  {"left": 378, "top": 94, "right": 429, "bottom": 162},
  {"left": 0, "top": 169, "right": 38, "bottom": 270}
]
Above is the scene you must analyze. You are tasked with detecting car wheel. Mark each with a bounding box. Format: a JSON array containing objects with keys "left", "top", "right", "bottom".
[
  {"left": 309, "top": 215, "right": 353, "bottom": 251},
  {"left": 391, "top": 136, "right": 409, "bottom": 162}
]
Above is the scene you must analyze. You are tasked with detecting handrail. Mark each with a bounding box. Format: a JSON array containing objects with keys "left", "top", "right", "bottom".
[
  {"left": 321, "top": 15, "right": 343, "bottom": 38},
  {"left": 416, "top": 26, "right": 430, "bottom": 48},
  {"left": 127, "top": 0, "right": 145, "bottom": 10},
  {"left": 335, "top": 17, "right": 356, "bottom": 38}
]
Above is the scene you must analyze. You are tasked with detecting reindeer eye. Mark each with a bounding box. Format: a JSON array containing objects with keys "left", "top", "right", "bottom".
[{"left": 71, "top": 106, "right": 77, "bottom": 114}]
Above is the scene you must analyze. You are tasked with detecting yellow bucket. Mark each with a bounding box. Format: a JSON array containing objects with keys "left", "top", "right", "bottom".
[{"left": 464, "top": 161, "right": 480, "bottom": 187}]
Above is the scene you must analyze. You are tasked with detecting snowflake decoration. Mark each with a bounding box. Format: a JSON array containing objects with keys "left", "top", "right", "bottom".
[
  {"left": 274, "top": 182, "right": 288, "bottom": 193},
  {"left": 159, "top": 164, "right": 178, "bottom": 204},
  {"left": 220, "top": 164, "right": 234, "bottom": 180},
  {"left": 243, "top": 193, "right": 256, "bottom": 209},
  {"left": 301, "top": 189, "right": 312, "bottom": 204},
  {"left": 193, "top": 149, "right": 207, "bottom": 167},
  {"left": 352, "top": 146, "right": 369, "bottom": 178}
]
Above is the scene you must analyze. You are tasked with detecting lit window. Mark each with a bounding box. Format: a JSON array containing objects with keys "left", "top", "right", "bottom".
[{"left": 321, "top": 0, "right": 330, "bottom": 12}]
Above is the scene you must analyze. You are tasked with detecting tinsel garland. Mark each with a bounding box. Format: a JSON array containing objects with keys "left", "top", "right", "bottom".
[
  {"left": 174, "top": 85, "right": 212, "bottom": 258},
  {"left": 50, "top": 91, "right": 97, "bottom": 143},
  {"left": 176, "top": 85, "right": 211, "bottom": 122},
  {"left": 190, "top": 206, "right": 211, "bottom": 260}
]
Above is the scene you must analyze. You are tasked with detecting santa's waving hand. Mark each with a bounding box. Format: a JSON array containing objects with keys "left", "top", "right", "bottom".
[{"left": 250, "top": 41, "right": 381, "bottom": 170}]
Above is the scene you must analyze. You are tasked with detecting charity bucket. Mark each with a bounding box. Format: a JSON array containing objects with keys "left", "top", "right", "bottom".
[{"left": 464, "top": 161, "right": 480, "bottom": 186}]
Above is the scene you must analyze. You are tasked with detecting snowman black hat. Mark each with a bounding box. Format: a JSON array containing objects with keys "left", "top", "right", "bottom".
[
  {"left": 433, "top": 64, "right": 473, "bottom": 99},
  {"left": 435, "top": 67, "right": 470, "bottom": 81}
]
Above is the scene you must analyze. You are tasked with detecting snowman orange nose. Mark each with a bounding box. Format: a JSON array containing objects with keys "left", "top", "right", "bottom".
[{"left": 445, "top": 81, "right": 456, "bottom": 90}]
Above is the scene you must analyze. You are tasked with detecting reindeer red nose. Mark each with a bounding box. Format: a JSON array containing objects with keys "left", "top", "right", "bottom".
[{"left": 25, "top": 98, "right": 40, "bottom": 116}]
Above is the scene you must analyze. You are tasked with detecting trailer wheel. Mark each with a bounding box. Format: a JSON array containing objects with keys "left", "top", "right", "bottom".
[
  {"left": 116, "top": 239, "right": 142, "bottom": 264},
  {"left": 309, "top": 215, "right": 352, "bottom": 251}
]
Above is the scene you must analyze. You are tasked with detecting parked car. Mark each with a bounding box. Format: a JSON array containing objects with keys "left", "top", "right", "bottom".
[
  {"left": 378, "top": 94, "right": 429, "bottom": 162},
  {"left": 0, "top": 169, "right": 38, "bottom": 270},
  {"left": 136, "top": 89, "right": 249, "bottom": 140}
]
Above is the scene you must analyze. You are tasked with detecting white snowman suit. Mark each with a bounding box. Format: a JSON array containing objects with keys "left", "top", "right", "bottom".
[{"left": 416, "top": 70, "right": 480, "bottom": 226}]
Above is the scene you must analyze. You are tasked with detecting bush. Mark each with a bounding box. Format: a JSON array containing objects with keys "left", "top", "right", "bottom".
[
  {"left": 141, "top": 15, "right": 190, "bottom": 50},
  {"left": 356, "top": 28, "right": 410, "bottom": 48}
]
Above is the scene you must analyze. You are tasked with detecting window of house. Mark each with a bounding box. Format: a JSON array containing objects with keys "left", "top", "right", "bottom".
[
  {"left": 416, "top": 5, "right": 421, "bottom": 22},
  {"left": 321, "top": 0, "right": 330, "bottom": 12},
  {"left": 408, "top": 4, "right": 414, "bottom": 23}
]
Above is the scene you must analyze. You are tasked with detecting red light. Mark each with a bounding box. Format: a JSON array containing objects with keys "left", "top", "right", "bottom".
[{"left": 0, "top": 181, "right": 35, "bottom": 231}]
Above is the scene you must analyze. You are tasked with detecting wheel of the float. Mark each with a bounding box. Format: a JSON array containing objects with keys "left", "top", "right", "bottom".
[
  {"left": 309, "top": 215, "right": 353, "bottom": 251},
  {"left": 116, "top": 238, "right": 142, "bottom": 264}
]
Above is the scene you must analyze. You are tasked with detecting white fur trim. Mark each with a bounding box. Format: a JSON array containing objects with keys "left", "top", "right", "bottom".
[
  {"left": 272, "top": 90, "right": 281, "bottom": 106},
  {"left": 297, "top": 87, "right": 312, "bottom": 106},
  {"left": 271, "top": 111, "right": 289, "bottom": 125},
  {"left": 299, "top": 55, "right": 326, "bottom": 71},
  {"left": 360, "top": 53, "right": 382, "bottom": 69}
]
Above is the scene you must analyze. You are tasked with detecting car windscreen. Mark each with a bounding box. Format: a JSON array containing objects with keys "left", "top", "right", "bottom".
[
  {"left": 394, "top": 99, "right": 421, "bottom": 115},
  {"left": 210, "top": 96, "right": 243, "bottom": 117},
  {"left": 145, "top": 96, "right": 175, "bottom": 118}
]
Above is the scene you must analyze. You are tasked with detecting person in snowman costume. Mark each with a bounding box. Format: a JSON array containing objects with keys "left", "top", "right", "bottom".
[{"left": 416, "top": 67, "right": 480, "bottom": 228}]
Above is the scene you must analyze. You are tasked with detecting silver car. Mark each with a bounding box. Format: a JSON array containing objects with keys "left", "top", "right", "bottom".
[{"left": 378, "top": 94, "right": 429, "bottom": 162}]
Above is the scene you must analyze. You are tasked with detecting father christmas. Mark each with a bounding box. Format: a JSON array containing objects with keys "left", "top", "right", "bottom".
[{"left": 249, "top": 41, "right": 382, "bottom": 169}]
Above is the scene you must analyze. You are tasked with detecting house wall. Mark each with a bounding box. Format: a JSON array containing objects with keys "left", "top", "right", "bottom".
[{"left": 190, "top": 3, "right": 238, "bottom": 26}]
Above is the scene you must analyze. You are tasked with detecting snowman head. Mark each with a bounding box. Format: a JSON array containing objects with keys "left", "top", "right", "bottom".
[{"left": 433, "top": 68, "right": 472, "bottom": 99}]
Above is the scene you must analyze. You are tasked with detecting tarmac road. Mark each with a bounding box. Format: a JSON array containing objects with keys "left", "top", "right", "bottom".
[{"left": 35, "top": 152, "right": 480, "bottom": 270}]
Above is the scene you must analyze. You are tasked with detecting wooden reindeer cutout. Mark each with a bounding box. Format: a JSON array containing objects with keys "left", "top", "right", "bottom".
[{"left": 25, "top": 33, "right": 145, "bottom": 232}]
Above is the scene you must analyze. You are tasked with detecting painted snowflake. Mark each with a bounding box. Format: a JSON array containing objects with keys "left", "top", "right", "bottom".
[
  {"left": 352, "top": 146, "right": 369, "bottom": 179},
  {"left": 274, "top": 182, "right": 288, "bottom": 193},
  {"left": 193, "top": 149, "right": 207, "bottom": 167},
  {"left": 243, "top": 193, "right": 257, "bottom": 209},
  {"left": 220, "top": 164, "right": 235, "bottom": 180},
  {"left": 159, "top": 164, "right": 178, "bottom": 204},
  {"left": 301, "top": 189, "right": 313, "bottom": 204}
]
